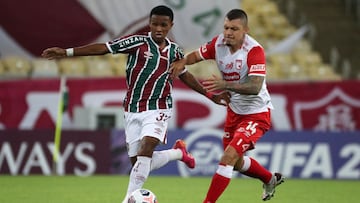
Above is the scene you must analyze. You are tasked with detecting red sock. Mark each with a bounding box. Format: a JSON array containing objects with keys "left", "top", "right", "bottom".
[
  {"left": 203, "top": 173, "right": 231, "bottom": 203},
  {"left": 241, "top": 157, "right": 272, "bottom": 183}
]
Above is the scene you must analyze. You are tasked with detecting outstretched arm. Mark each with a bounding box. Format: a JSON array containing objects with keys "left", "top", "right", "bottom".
[
  {"left": 41, "top": 43, "right": 110, "bottom": 60},
  {"left": 169, "top": 51, "right": 202, "bottom": 79},
  {"left": 178, "top": 70, "right": 230, "bottom": 106}
]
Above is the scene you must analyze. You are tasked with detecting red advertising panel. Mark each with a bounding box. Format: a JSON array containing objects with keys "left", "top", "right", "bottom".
[
  {"left": 268, "top": 81, "right": 360, "bottom": 131},
  {"left": 0, "top": 78, "right": 359, "bottom": 131}
]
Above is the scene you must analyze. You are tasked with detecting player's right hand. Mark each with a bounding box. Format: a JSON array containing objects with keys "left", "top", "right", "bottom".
[{"left": 41, "top": 47, "right": 66, "bottom": 60}]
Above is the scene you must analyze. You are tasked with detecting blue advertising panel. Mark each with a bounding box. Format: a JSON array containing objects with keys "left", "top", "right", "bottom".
[
  {"left": 145, "top": 129, "right": 360, "bottom": 179},
  {"left": 1, "top": 129, "right": 358, "bottom": 179}
]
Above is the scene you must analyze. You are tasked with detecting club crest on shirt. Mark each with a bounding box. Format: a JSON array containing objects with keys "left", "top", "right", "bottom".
[
  {"left": 201, "top": 44, "right": 207, "bottom": 53},
  {"left": 236, "top": 60, "right": 242, "bottom": 70}
]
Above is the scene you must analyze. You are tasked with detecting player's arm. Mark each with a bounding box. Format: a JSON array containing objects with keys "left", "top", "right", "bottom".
[
  {"left": 41, "top": 43, "right": 109, "bottom": 60},
  {"left": 224, "top": 75, "right": 264, "bottom": 95},
  {"left": 170, "top": 36, "right": 217, "bottom": 78},
  {"left": 202, "top": 74, "right": 263, "bottom": 95},
  {"left": 169, "top": 51, "right": 202, "bottom": 79},
  {"left": 184, "top": 51, "right": 203, "bottom": 65},
  {"left": 178, "top": 69, "right": 230, "bottom": 106},
  {"left": 202, "top": 46, "right": 265, "bottom": 95}
]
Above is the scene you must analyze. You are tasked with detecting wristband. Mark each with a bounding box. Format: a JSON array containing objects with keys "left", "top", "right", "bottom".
[
  {"left": 205, "top": 91, "right": 214, "bottom": 99},
  {"left": 66, "top": 48, "right": 74, "bottom": 57}
]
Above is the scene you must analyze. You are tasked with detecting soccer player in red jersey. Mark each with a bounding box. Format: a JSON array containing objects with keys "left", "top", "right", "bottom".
[
  {"left": 170, "top": 9, "right": 284, "bottom": 202},
  {"left": 42, "top": 5, "right": 229, "bottom": 203}
]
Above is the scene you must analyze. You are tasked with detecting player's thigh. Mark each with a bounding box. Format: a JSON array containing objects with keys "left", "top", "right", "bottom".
[
  {"left": 124, "top": 111, "right": 142, "bottom": 157},
  {"left": 140, "top": 109, "right": 172, "bottom": 144},
  {"left": 229, "top": 113, "right": 270, "bottom": 155}
]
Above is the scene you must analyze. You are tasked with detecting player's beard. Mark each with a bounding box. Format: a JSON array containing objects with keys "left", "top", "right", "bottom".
[
  {"left": 225, "top": 40, "right": 235, "bottom": 48},
  {"left": 224, "top": 39, "right": 233, "bottom": 46}
]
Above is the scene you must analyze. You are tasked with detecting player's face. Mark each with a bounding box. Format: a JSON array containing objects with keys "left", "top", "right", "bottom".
[
  {"left": 149, "top": 15, "right": 173, "bottom": 44},
  {"left": 223, "top": 18, "right": 248, "bottom": 50}
]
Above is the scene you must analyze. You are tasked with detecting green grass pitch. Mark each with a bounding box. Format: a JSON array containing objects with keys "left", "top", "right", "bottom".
[{"left": 0, "top": 175, "right": 359, "bottom": 203}]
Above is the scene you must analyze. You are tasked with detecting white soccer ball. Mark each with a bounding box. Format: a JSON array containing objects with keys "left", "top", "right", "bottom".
[{"left": 128, "top": 188, "right": 158, "bottom": 203}]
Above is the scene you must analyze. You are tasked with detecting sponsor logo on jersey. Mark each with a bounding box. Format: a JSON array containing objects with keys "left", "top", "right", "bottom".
[
  {"left": 222, "top": 72, "right": 240, "bottom": 81},
  {"left": 118, "top": 36, "right": 146, "bottom": 48}
]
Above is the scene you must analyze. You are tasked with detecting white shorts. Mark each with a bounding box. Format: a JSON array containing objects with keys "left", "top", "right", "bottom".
[{"left": 124, "top": 109, "right": 172, "bottom": 157}]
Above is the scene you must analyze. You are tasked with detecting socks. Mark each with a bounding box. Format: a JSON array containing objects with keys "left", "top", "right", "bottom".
[
  {"left": 240, "top": 156, "right": 272, "bottom": 184},
  {"left": 203, "top": 164, "right": 233, "bottom": 203},
  {"left": 126, "top": 156, "right": 151, "bottom": 195},
  {"left": 123, "top": 149, "right": 182, "bottom": 202},
  {"left": 151, "top": 149, "right": 182, "bottom": 170}
]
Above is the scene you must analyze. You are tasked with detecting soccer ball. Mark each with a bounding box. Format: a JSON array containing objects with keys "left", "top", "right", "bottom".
[{"left": 128, "top": 188, "right": 158, "bottom": 203}]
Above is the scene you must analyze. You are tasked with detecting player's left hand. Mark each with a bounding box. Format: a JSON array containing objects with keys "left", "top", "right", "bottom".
[
  {"left": 169, "top": 59, "right": 186, "bottom": 80},
  {"left": 41, "top": 47, "right": 67, "bottom": 60},
  {"left": 208, "top": 91, "right": 231, "bottom": 106}
]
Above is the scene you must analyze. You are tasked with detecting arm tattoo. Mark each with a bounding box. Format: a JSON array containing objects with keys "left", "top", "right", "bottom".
[{"left": 227, "top": 75, "right": 264, "bottom": 95}]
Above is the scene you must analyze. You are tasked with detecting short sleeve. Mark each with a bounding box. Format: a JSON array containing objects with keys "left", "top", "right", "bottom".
[
  {"left": 176, "top": 46, "right": 185, "bottom": 60},
  {"left": 106, "top": 34, "right": 145, "bottom": 54},
  {"left": 198, "top": 36, "right": 218, "bottom": 60},
  {"left": 247, "top": 46, "right": 266, "bottom": 76}
]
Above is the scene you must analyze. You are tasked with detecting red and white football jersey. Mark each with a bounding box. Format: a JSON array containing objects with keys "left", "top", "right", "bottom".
[{"left": 199, "top": 33, "right": 273, "bottom": 115}]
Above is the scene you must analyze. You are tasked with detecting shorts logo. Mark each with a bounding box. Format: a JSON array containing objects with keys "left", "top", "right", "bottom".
[
  {"left": 237, "top": 127, "right": 252, "bottom": 137},
  {"left": 223, "top": 132, "right": 230, "bottom": 138},
  {"left": 154, "top": 127, "right": 162, "bottom": 135}
]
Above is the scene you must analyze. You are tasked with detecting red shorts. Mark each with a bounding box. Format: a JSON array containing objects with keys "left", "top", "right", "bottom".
[{"left": 223, "top": 107, "right": 271, "bottom": 156}]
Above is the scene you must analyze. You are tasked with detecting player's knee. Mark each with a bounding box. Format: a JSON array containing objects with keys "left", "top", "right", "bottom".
[
  {"left": 220, "top": 146, "right": 241, "bottom": 166},
  {"left": 138, "top": 136, "right": 159, "bottom": 156}
]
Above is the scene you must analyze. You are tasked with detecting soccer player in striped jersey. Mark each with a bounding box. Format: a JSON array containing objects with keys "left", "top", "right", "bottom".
[
  {"left": 42, "top": 5, "right": 229, "bottom": 203},
  {"left": 170, "top": 9, "right": 284, "bottom": 202}
]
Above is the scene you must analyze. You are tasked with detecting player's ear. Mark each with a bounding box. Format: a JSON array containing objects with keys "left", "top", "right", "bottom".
[{"left": 244, "top": 26, "right": 249, "bottom": 33}]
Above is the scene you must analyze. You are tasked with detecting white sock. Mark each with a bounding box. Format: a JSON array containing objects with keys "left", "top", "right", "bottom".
[
  {"left": 126, "top": 156, "right": 151, "bottom": 195},
  {"left": 151, "top": 149, "right": 182, "bottom": 171},
  {"left": 216, "top": 164, "right": 234, "bottom": 179},
  {"left": 240, "top": 156, "right": 251, "bottom": 172}
]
